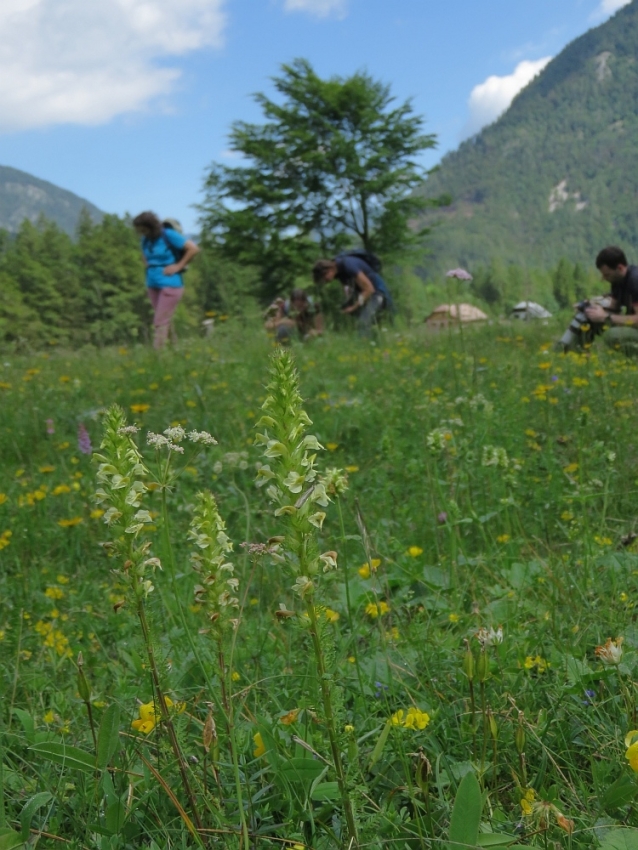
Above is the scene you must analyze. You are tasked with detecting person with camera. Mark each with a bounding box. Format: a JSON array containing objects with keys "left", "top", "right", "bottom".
[
  {"left": 558, "top": 246, "right": 638, "bottom": 354},
  {"left": 312, "top": 251, "right": 393, "bottom": 337}
]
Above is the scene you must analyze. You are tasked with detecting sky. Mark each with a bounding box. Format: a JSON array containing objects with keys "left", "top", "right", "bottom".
[{"left": 0, "top": 0, "right": 631, "bottom": 232}]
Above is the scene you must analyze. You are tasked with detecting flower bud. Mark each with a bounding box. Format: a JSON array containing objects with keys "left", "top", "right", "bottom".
[{"left": 77, "top": 653, "right": 91, "bottom": 703}]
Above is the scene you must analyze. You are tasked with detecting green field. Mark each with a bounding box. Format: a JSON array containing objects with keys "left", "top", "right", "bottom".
[{"left": 2, "top": 320, "right": 638, "bottom": 850}]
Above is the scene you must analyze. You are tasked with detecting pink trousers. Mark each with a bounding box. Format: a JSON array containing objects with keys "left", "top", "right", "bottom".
[{"left": 147, "top": 287, "right": 184, "bottom": 349}]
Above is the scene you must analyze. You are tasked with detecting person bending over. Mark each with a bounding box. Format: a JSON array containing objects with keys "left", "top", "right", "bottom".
[
  {"left": 558, "top": 246, "right": 638, "bottom": 355},
  {"left": 264, "top": 288, "right": 324, "bottom": 343},
  {"left": 133, "top": 211, "right": 200, "bottom": 350},
  {"left": 312, "top": 252, "right": 392, "bottom": 336}
]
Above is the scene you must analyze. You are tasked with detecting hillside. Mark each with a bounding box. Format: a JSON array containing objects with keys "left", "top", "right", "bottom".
[
  {"left": 419, "top": 0, "right": 638, "bottom": 276},
  {"left": 0, "top": 165, "right": 102, "bottom": 235}
]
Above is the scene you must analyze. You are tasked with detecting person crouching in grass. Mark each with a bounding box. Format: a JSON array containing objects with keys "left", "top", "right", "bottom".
[
  {"left": 558, "top": 246, "right": 638, "bottom": 355},
  {"left": 264, "top": 288, "right": 324, "bottom": 343}
]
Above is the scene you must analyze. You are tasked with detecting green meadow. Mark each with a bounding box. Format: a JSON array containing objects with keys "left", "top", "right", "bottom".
[{"left": 2, "top": 320, "right": 638, "bottom": 850}]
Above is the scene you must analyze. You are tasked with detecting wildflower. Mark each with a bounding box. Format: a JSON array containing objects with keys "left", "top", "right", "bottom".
[
  {"left": 39, "top": 465, "right": 55, "bottom": 474},
  {"left": 46, "top": 419, "right": 55, "bottom": 435},
  {"left": 292, "top": 576, "right": 314, "bottom": 598},
  {"left": 188, "top": 430, "right": 217, "bottom": 445},
  {"left": 358, "top": 559, "right": 380, "bottom": 579},
  {"left": 45, "top": 587, "right": 64, "bottom": 600},
  {"left": 482, "top": 446, "right": 509, "bottom": 469},
  {"left": 52, "top": 485, "right": 71, "bottom": 496},
  {"left": 90, "top": 509, "right": 104, "bottom": 519},
  {"left": 319, "top": 551, "right": 338, "bottom": 572},
  {"left": 324, "top": 608, "right": 340, "bottom": 623},
  {"left": 77, "top": 423, "right": 92, "bottom": 455},
  {"left": 391, "top": 707, "right": 431, "bottom": 730},
  {"left": 57, "top": 517, "right": 83, "bottom": 528},
  {"left": 231, "top": 671, "right": 241, "bottom": 682},
  {"left": 131, "top": 696, "right": 183, "bottom": 734},
  {"left": 190, "top": 492, "right": 239, "bottom": 632},
  {"left": 365, "top": 601, "right": 390, "bottom": 618},
  {"left": 626, "top": 730, "right": 638, "bottom": 770},
  {"left": 524, "top": 655, "right": 549, "bottom": 673},
  {"left": 476, "top": 626, "right": 503, "bottom": 647},
  {"left": 496, "top": 534, "right": 510, "bottom": 544},
  {"left": 563, "top": 463, "right": 579, "bottom": 475},
  {"left": 0, "top": 494, "right": 7, "bottom": 505},
  {"left": 595, "top": 637, "right": 623, "bottom": 666},
  {"left": 253, "top": 732, "right": 266, "bottom": 758},
  {"left": 280, "top": 709, "right": 299, "bottom": 725},
  {"left": 345, "top": 465, "right": 359, "bottom": 473},
  {"left": 0, "top": 530, "right": 12, "bottom": 550},
  {"left": 326, "top": 443, "right": 339, "bottom": 451},
  {"left": 130, "top": 404, "right": 150, "bottom": 414},
  {"left": 407, "top": 546, "right": 423, "bottom": 557},
  {"left": 437, "top": 512, "right": 448, "bottom": 524},
  {"left": 520, "top": 788, "right": 535, "bottom": 816}
]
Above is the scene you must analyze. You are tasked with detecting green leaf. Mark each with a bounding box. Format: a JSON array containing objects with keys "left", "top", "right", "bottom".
[
  {"left": 600, "top": 829, "right": 638, "bottom": 850},
  {"left": 29, "top": 742, "right": 96, "bottom": 773},
  {"left": 368, "top": 721, "right": 391, "bottom": 769},
  {"left": 602, "top": 776, "right": 638, "bottom": 813},
  {"left": 449, "top": 772, "right": 482, "bottom": 850},
  {"left": 97, "top": 705, "right": 120, "bottom": 770},
  {"left": 278, "top": 758, "right": 325, "bottom": 790},
  {"left": 20, "top": 792, "right": 52, "bottom": 841},
  {"left": 0, "top": 829, "right": 24, "bottom": 850},
  {"left": 10, "top": 711, "right": 34, "bottom": 745},
  {"left": 477, "top": 835, "right": 519, "bottom": 847},
  {"left": 311, "top": 782, "right": 340, "bottom": 802},
  {"left": 105, "top": 801, "right": 126, "bottom": 835}
]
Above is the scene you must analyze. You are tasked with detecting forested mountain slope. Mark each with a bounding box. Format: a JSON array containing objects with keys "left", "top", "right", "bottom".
[
  {"left": 0, "top": 165, "right": 102, "bottom": 235},
  {"left": 419, "top": 0, "right": 638, "bottom": 275}
]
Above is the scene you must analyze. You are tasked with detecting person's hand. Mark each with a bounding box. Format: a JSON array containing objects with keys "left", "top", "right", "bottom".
[
  {"left": 163, "top": 264, "right": 182, "bottom": 276},
  {"left": 585, "top": 304, "right": 608, "bottom": 323}
]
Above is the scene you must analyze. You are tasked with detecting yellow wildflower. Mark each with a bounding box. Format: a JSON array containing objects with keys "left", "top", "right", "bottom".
[
  {"left": 52, "top": 485, "right": 71, "bottom": 496},
  {"left": 57, "top": 517, "right": 83, "bottom": 528},
  {"left": 39, "top": 465, "right": 55, "bottom": 474},
  {"left": 130, "top": 403, "right": 150, "bottom": 414},
  {"left": 407, "top": 546, "right": 423, "bottom": 557},
  {"left": 358, "top": 558, "right": 381, "bottom": 579},
  {"left": 365, "top": 601, "right": 390, "bottom": 618},
  {"left": 253, "top": 732, "right": 266, "bottom": 758},
  {"left": 45, "top": 587, "right": 64, "bottom": 600},
  {"left": 391, "top": 707, "right": 430, "bottom": 730}
]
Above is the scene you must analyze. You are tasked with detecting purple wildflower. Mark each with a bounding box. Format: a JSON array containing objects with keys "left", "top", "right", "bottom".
[
  {"left": 437, "top": 512, "right": 448, "bottom": 525},
  {"left": 446, "top": 268, "right": 473, "bottom": 281},
  {"left": 46, "top": 418, "right": 55, "bottom": 435},
  {"left": 78, "top": 422, "right": 92, "bottom": 455}
]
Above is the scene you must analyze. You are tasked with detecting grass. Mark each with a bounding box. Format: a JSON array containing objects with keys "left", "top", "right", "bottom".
[{"left": 1, "top": 319, "right": 638, "bottom": 849}]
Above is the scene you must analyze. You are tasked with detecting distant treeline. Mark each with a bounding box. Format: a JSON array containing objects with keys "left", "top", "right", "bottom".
[
  {"left": 0, "top": 212, "right": 604, "bottom": 349},
  {"left": 0, "top": 213, "right": 258, "bottom": 349}
]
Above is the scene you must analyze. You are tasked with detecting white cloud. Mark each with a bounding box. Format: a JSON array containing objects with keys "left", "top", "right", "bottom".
[
  {"left": 463, "top": 57, "right": 552, "bottom": 138},
  {"left": 283, "top": 0, "right": 347, "bottom": 18},
  {"left": 591, "top": 0, "right": 631, "bottom": 19},
  {"left": 0, "top": 0, "right": 226, "bottom": 132}
]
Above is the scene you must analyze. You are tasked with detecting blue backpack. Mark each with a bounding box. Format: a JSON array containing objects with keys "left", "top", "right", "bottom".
[{"left": 336, "top": 249, "right": 383, "bottom": 273}]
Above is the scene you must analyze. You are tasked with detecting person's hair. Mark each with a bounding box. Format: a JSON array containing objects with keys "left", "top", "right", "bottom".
[
  {"left": 313, "top": 259, "right": 337, "bottom": 283},
  {"left": 596, "top": 246, "right": 628, "bottom": 270},
  {"left": 291, "top": 288, "right": 309, "bottom": 303},
  {"left": 133, "top": 211, "right": 162, "bottom": 240}
]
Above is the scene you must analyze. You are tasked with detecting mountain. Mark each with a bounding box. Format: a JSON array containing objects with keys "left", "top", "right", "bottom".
[
  {"left": 418, "top": 1, "right": 638, "bottom": 276},
  {"left": 0, "top": 165, "right": 103, "bottom": 235}
]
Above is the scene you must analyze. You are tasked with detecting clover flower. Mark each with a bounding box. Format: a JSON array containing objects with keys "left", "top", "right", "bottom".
[
  {"left": 595, "top": 636, "right": 624, "bottom": 666},
  {"left": 475, "top": 626, "right": 503, "bottom": 647}
]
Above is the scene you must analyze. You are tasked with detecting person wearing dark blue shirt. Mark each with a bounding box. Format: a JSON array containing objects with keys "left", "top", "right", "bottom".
[
  {"left": 313, "top": 254, "right": 392, "bottom": 336},
  {"left": 133, "top": 211, "right": 200, "bottom": 349}
]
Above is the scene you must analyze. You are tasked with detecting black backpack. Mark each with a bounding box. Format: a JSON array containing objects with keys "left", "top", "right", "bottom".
[
  {"left": 336, "top": 249, "right": 382, "bottom": 273},
  {"left": 161, "top": 229, "right": 188, "bottom": 272}
]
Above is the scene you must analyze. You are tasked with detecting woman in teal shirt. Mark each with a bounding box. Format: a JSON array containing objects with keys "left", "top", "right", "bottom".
[{"left": 133, "top": 211, "right": 200, "bottom": 349}]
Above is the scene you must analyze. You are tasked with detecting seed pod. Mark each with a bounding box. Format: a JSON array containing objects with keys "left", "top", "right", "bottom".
[
  {"left": 462, "top": 641, "right": 475, "bottom": 681},
  {"left": 476, "top": 650, "right": 489, "bottom": 682},
  {"left": 203, "top": 711, "right": 217, "bottom": 752}
]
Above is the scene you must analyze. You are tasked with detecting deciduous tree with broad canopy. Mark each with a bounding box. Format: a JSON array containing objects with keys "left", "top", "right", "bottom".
[{"left": 199, "top": 58, "right": 438, "bottom": 300}]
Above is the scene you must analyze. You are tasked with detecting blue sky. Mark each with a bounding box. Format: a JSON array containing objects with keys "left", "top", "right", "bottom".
[{"left": 0, "top": 0, "right": 629, "bottom": 232}]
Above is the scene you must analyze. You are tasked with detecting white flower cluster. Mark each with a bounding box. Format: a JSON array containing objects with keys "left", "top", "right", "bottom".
[
  {"left": 426, "top": 428, "right": 452, "bottom": 453},
  {"left": 475, "top": 626, "right": 503, "bottom": 647},
  {"left": 147, "top": 426, "right": 217, "bottom": 454}
]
